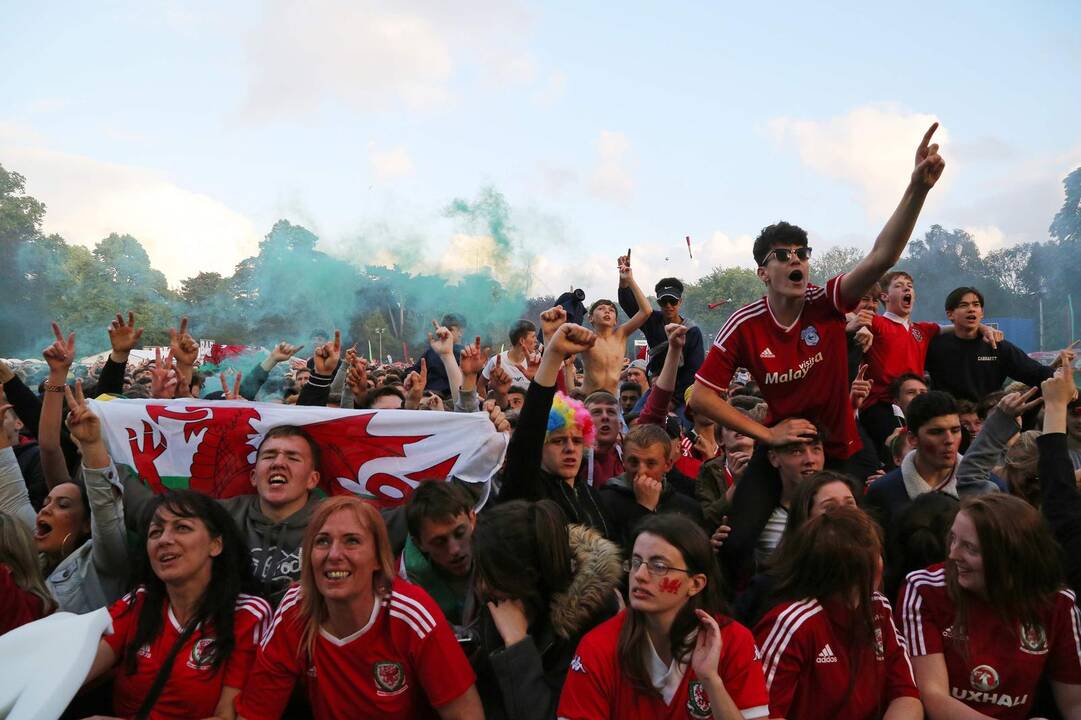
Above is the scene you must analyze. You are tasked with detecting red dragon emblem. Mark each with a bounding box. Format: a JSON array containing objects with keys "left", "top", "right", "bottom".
[{"left": 126, "top": 405, "right": 460, "bottom": 506}]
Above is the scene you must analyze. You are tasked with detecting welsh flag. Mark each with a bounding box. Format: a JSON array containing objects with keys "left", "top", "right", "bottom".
[{"left": 87, "top": 399, "right": 508, "bottom": 509}]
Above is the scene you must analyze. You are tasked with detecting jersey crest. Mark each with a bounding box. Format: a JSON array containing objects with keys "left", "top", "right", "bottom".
[
  {"left": 911, "top": 326, "right": 924, "bottom": 342},
  {"left": 374, "top": 661, "right": 406, "bottom": 695},
  {"left": 970, "top": 664, "right": 1000, "bottom": 692},
  {"left": 686, "top": 679, "right": 712, "bottom": 719},
  {"left": 187, "top": 637, "right": 217, "bottom": 670},
  {"left": 800, "top": 325, "right": 820, "bottom": 347},
  {"left": 1019, "top": 622, "right": 1048, "bottom": 655}
]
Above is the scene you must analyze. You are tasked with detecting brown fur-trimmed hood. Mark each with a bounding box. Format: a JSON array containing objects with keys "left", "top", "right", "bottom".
[{"left": 548, "top": 524, "right": 623, "bottom": 639}]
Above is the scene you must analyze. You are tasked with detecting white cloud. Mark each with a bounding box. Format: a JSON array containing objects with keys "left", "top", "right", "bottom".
[
  {"left": 768, "top": 105, "right": 947, "bottom": 220},
  {"left": 0, "top": 135, "right": 260, "bottom": 287},
  {"left": 242, "top": 0, "right": 535, "bottom": 118},
  {"left": 964, "top": 225, "right": 1009, "bottom": 255},
  {"left": 368, "top": 144, "right": 414, "bottom": 182},
  {"left": 589, "top": 130, "right": 634, "bottom": 204},
  {"left": 526, "top": 230, "right": 755, "bottom": 304}
]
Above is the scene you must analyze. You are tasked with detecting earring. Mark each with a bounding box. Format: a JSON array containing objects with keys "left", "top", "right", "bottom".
[{"left": 60, "top": 533, "right": 73, "bottom": 557}]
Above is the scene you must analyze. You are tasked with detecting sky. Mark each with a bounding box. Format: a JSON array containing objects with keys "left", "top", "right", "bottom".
[{"left": 2, "top": 0, "right": 1079, "bottom": 302}]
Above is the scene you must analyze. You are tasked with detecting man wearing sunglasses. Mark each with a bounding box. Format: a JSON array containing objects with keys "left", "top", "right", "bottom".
[
  {"left": 689, "top": 123, "right": 946, "bottom": 576},
  {"left": 617, "top": 276, "right": 705, "bottom": 404}
]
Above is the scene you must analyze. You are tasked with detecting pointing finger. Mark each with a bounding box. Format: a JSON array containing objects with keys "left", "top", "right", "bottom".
[
  {"left": 51, "top": 322, "right": 64, "bottom": 343},
  {"left": 332, "top": 330, "right": 341, "bottom": 353},
  {"left": 920, "top": 122, "right": 939, "bottom": 150},
  {"left": 179, "top": 316, "right": 189, "bottom": 336}
]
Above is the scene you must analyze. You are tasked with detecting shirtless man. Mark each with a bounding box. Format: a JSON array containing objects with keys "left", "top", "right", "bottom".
[{"left": 580, "top": 253, "right": 650, "bottom": 395}]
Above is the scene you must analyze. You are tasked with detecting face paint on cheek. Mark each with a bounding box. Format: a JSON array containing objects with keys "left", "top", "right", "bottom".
[{"left": 659, "top": 577, "right": 681, "bottom": 594}]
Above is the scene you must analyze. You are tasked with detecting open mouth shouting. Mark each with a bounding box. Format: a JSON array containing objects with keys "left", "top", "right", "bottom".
[
  {"left": 788, "top": 269, "right": 804, "bottom": 283},
  {"left": 35, "top": 519, "right": 53, "bottom": 541},
  {"left": 268, "top": 473, "right": 289, "bottom": 486},
  {"left": 902, "top": 292, "right": 913, "bottom": 308}
]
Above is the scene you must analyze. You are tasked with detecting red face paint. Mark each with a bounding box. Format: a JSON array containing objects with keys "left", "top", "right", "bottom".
[{"left": 659, "top": 577, "right": 681, "bottom": 594}]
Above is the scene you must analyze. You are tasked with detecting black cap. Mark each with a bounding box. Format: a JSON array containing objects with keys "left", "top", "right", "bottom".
[{"left": 655, "top": 277, "right": 684, "bottom": 301}]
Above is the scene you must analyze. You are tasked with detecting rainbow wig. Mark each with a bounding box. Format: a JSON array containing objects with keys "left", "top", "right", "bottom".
[{"left": 546, "top": 392, "right": 596, "bottom": 447}]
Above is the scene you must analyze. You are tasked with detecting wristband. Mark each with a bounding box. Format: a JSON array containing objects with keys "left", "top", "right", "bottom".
[{"left": 43, "top": 382, "right": 67, "bottom": 393}]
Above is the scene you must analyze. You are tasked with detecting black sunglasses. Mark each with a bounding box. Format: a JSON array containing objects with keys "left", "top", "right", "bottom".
[
  {"left": 658, "top": 297, "right": 680, "bottom": 306},
  {"left": 760, "top": 247, "right": 812, "bottom": 265}
]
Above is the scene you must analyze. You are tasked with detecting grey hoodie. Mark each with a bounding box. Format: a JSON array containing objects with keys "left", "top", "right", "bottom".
[{"left": 123, "top": 471, "right": 321, "bottom": 606}]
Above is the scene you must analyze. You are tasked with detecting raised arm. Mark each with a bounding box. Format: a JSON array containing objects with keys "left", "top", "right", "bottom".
[
  {"left": 1039, "top": 352, "right": 1081, "bottom": 593},
  {"left": 64, "top": 381, "right": 128, "bottom": 576},
  {"left": 96, "top": 311, "right": 144, "bottom": 396},
  {"left": 957, "top": 389, "right": 1041, "bottom": 496},
  {"left": 615, "top": 253, "right": 652, "bottom": 338},
  {"left": 499, "top": 322, "right": 595, "bottom": 503},
  {"left": 454, "top": 337, "right": 486, "bottom": 413},
  {"left": 840, "top": 122, "right": 946, "bottom": 305},
  {"left": 0, "top": 360, "right": 42, "bottom": 438},
  {"left": 637, "top": 324, "right": 686, "bottom": 427},
  {"left": 39, "top": 322, "right": 75, "bottom": 488},
  {"left": 241, "top": 341, "right": 304, "bottom": 400},
  {"left": 429, "top": 321, "right": 463, "bottom": 406},
  {"left": 168, "top": 315, "right": 200, "bottom": 391},
  {"left": 299, "top": 330, "right": 340, "bottom": 407}
]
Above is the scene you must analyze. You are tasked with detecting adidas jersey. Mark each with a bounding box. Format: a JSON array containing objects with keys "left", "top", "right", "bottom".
[
  {"left": 695, "top": 275, "right": 861, "bottom": 459},
  {"left": 898, "top": 564, "right": 1081, "bottom": 719},
  {"left": 754, "top": 594, "right": 918, "bottom": 720},
  {"left": 236, "top": 578, "right": 475, "bottom": 720},
  {"left": 864, "top": 314, "right": 941, "bottom": 407},
  {"left": 558, "top": 609, "right": 769, "bottom": 719},
  {"left": 104, "top": 587, "right": 271, "bottom": 720}
]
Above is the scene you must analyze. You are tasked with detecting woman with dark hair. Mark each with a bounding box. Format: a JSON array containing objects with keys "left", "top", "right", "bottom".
[
  {"left": 470, "top": 499, "right": 622, "bottom": 720},
  {"left": 755, "top": 507, "right": 920, "bottom": 720},
  {"left": 881, "top": 491, "right": 958, "bottom": 601},
  {"left": 0, "top": 381, "right": 128, "bottom": 614},
  {"left": 899, "top": 493, "right": 1081, "bottom": 719},
  {"left": 237, "top": 496, "right": 482, "bottom": 720},
  {"left": 734, "top": 470, "right": 859, "bottom": 628},
  {"left": 559, "top": 514, "right": 768, "bottom": 719},
  {"left": 81, "top": 489, "right": 271, "bottom": 719}
]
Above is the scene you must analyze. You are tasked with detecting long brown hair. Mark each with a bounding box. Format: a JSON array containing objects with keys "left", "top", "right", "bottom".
[
  {"left": 297, "top": 497, "right": 396, "bottom": 658},
  {"left": 0, "top": 512, "right": 57, "bottom": 615},
  {"left": 946, "top": 494, "right": 1063, "bottom": 644},
  {"left": 769, "top": 506, "right": 883, "bottom": 709},
  {"left": 617, "top": 514, "right": 728, "bottom": 696}
]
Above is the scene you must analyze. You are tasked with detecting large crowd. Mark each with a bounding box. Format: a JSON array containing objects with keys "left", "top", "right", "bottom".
[{"left": 2, "top": 123, "right": 1080, "bottom": 720}]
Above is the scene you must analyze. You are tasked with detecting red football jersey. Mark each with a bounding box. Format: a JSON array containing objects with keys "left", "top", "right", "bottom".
[
  {"left": 754, "top": 594, "right": 919, "bottom": 720},
  {"left": 237, "top": 578, "right": 475, "bottom": 720},
  {"left": 696, "top": 275, "right": 861, "bottom": 459},
  {"left": 864, "top": 314, "right": 940, "bottom": 407},
  {"left": 104, "top": 588, "right": 270, "bottom": 720},
  {"left": 558, "top": 610, "right": 770, "bottom": 720},
  {"left": 898, "top": 564, "right": 1081, "bottom": 719}
]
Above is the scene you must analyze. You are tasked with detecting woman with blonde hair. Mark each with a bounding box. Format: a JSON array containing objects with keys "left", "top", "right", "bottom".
[
  {"left": 0, "top": 511, "right": 56, "bottom": 634},
  {"left": 238, "top": 495, "right": 482, "bottom": 720}
]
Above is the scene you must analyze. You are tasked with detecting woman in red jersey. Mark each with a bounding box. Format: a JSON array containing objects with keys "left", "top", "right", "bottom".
[
  {"left": 899, "top": 493, "right": 1081, "bottom": 720},
  {"left": 754, "top": 506, "right": 920, "bottom": 720},
  {"left": 81, "top": 490, "right": 271, "bottom": 720},
  {"left": 559, "top": 514, "right": 769, "bottom": 720},
  {"left": 237, "top": 496, "right": 482, "bottom": 720}
]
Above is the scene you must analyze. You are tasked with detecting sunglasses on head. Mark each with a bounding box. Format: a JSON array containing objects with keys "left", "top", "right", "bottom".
[{"left": 761, "top": 246, "right": 812, "bottom": 265}]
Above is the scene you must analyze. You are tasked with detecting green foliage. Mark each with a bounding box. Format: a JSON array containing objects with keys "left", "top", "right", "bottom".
[
  {"left": 4, "top": 160, "right": 1081, "bottom": 358},
  {"left": 682, "top": 267, "right": 763, "bottom": 338}
]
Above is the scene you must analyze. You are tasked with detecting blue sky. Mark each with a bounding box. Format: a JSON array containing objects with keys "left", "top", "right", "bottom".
[{"left": 2, "top": 1, "right": 1079, "bottom": 301}]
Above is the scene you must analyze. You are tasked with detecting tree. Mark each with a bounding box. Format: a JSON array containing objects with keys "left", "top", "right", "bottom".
[
  {"left": 1049, "top": 167, "right": 1081, "bottom": 244},
  {"left": 682, "top": 267, "right": 762, "bottom": 338},
  {"left": 810, "top": 245, "right": 862, "bottom": 285}
]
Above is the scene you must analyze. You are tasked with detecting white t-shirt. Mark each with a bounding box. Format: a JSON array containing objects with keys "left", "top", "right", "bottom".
[{"left": 480, "top": 351, "right": 530, "bottom": 390}]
